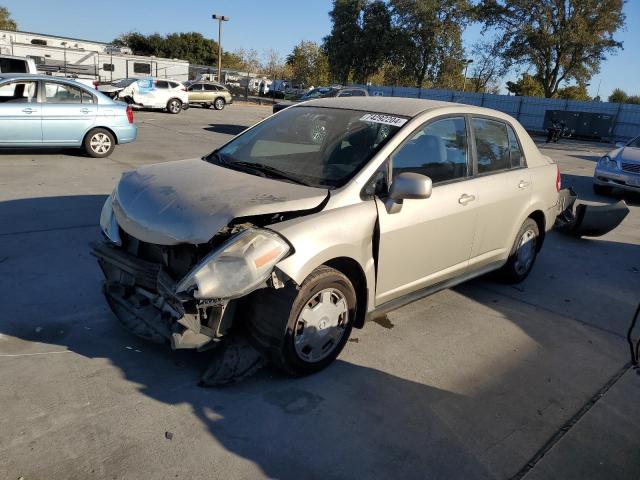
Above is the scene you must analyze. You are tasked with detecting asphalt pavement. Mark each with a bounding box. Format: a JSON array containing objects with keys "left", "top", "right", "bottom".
[{"left": 0, "top": 105, "right": 638, "bottom": 480}]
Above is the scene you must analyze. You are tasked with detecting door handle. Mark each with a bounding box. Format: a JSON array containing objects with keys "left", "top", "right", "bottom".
[
  {"left": 22, "top": 107, "right": 36, "bottom": 114},
  {"left": 458, "top": 194, "right": 476, "bottom": 205},
  {"left": 518, "top": 180, "right": 531, "bottom": 189},
  {"left": 80, "top": 108, "right": 90, "bottom": 114}
]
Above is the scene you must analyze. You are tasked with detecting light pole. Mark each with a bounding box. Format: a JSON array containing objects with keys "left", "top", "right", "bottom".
[
  {"left": 212, "top": 14, "right": 230, "bottom": 83},
  {"left": 61, "top": 41, "right": 67, "bottom": 76},
  {"left": 462, "top": 59, "right": 473, "bottom": 92}
]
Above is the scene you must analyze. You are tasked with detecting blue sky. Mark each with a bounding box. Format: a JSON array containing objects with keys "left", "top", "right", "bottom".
[{"left": 3, "top": 0, "right": 637, "bottom": 98}]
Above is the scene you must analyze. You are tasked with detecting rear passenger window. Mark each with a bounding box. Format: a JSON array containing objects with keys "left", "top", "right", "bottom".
[
  {"left": 473, "top": 118, "right": 510, "bottom": 174},
  {"left": 392, "top": 117, "right": 468, "bottom": 184},
  {"left": 44, "top": 82, "right": 83, "bottom": 103},
  {"left": 81, "top": 90, "right": 95, "bottom": 104},
  {"left": 507, "top": 125, "right": 525, "bottom": 168},
  {"left": 155, "top": 80, "right": 169, "bottom": 89}
]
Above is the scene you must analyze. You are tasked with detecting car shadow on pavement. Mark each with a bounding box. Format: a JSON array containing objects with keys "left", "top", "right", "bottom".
[
  {"left": 0, "top": 194, "right": 637, "bottom": 479},
  {"left": 203, "top": 124, "right": 248, "bottom": 135},
  {"left": 0, "top": 147, "right": 88, "bottom": 157}
]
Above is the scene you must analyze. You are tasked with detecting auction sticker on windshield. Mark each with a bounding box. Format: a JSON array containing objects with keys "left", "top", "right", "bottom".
[{"left": 360, "top": 113, "right": 408, "bottom": 127}]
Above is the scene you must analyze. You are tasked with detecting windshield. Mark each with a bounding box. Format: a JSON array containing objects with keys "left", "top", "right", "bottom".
[
  {"left": 209, "top": 106, "right": 406, "bottom": 188},
  {"left": 627, "top": 136, "right": 640, "bottom": 148},
  {"left": 113, "top": 78, "right": 136, "bottom": 88},
  {"left": 301, "top": 88, "right": 337, "bottom": 100}
]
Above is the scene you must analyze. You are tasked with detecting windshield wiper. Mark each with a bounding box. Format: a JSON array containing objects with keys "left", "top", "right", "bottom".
[{"left": 228, "top": 161, "right": 311, "bottom": 186}]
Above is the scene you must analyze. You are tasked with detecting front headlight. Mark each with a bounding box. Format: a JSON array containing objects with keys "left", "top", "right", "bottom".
[
  {"left": 99, "top": 191, "right": 121, "bottom": 246},
  {"left": 175, "top": 228, "right": 290, "bottom": 299},
  {"left": 598, "top": 156, "right": 618, "bottom": 170}
]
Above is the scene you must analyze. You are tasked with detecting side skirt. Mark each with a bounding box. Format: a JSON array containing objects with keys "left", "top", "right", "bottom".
[{"left": 365, "top": 260, "right": 505, "bottom": 321}]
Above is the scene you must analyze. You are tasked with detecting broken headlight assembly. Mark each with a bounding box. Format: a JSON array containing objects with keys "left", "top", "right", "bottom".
[
  {"left": 175, "top": 228, "right": 290, "bottom": 299},
  {"left": 598, "top": 155, "right": 618, "bottom": 170},
  {"left": 99, "top": 191, "right": 121, "bottom": 246}
]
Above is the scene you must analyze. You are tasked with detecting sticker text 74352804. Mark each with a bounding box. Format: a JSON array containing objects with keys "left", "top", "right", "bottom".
[{"left": 360, "top": 113, "right": 408, "bottom": 127}]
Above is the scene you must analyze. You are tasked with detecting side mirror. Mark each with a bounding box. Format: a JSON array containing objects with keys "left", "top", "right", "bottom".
[
  {"left": 615, "top": 141, "right": 626, "bottom": 148},
  {"left": 385, "top": 172, "right": 432, "bottom": 213}
]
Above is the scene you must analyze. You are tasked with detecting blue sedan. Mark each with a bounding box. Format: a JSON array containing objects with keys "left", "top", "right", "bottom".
[{"left": 0, "top": 74, "right": 137, "bottom": 157}]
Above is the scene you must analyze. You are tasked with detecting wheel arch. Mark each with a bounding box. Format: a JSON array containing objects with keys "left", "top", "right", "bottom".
[
  {"left": 527, "top": 209, "right": 546, "bottom": 251},
  {"left": 322, "top": 257, "right": 368, "bottom": 329},
  {"left": 83, "top": 126, "right": 118, "bottom": 145}
]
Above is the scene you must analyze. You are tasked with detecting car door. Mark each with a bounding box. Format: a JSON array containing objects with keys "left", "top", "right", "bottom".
[
  {"left": 41, "top": 81, "right": 97, "bottom": 144},
  {"left": 188, "top": 83, "right": 204, "bottom": 103},
  {"left": 203, "top": 83, "right": 218, "bottom": 102},
  {"left": 375, "top": 116, "right": 479, "bottom": 305},
  {"left": 0, "top": 79, "right": 42, "bottom": 144},
  {"left": 465, "top": 117, "right": 532, "bottom": 270}
]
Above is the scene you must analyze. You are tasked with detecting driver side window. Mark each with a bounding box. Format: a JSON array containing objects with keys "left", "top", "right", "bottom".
[{"left": 391, "top": 117, "right": 468, "bottom": 184}]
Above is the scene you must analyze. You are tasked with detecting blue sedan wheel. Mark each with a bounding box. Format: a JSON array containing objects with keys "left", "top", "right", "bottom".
[{"left": 84, "top": 128, "right": 115, "bottom": 158}]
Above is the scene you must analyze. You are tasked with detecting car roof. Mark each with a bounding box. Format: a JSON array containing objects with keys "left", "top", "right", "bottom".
[{"left": 301, "top": 97, "right": 464, "bottom": 117}]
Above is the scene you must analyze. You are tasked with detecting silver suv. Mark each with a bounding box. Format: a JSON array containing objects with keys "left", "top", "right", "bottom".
[{"left": 93, "top": 97, "right": 561, "bottom": 376}]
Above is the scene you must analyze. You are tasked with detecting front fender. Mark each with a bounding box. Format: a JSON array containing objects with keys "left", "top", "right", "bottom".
[{"left": 269, "top": 201, "right": 378, "bottom": 312}]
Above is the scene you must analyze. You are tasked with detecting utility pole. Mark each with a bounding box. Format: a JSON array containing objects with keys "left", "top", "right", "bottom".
[{"left": 212, "top": 14, "right": 230, "bottom": 83}]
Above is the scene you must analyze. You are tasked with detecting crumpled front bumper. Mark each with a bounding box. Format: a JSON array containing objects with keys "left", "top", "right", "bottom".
[{"left": 91, "top": 241, "right": 233, "bottom": 350}]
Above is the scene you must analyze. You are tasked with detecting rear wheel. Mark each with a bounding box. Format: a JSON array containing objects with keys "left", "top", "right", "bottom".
[
  {"left": 167, "top": 98, "right": 182, "bottom": 114},
  {"left": 593, "top": 184, "right": 612, "bottom": 196},
  {"left": 496, "top": 218, "right": 539, "bottom": 284},
  {"left": 213, "top": 97, "right": 226, "bottom": 110},
  {"left": 84, "top": 128, "right": 115, "bottom": 158},
  {"left": 244, "top": 265, "right": 356, "bottom": 376}
]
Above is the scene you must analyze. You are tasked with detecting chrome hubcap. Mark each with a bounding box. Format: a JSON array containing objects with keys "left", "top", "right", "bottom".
[
  {"left": 90, "top": 133, "right": 111, "bottom": 154},
  {"left": 170, "top": 101, "right": 179, "bottom": 112},
  {"left": 293, "top": 288, "right": 349, "bottom": 363},
  {"left": 215, "top": 99, "right": 223, "bottom": 108},
  {"left": 514, "top": 228, "right": 536, "bottom": 275}
]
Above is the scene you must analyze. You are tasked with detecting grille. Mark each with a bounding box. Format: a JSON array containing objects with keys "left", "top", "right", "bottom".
[{"left": 622, "top": 162, "right": 640, "bottom": 174}]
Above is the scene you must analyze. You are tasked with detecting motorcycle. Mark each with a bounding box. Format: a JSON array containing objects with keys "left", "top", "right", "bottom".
[{"left": 546, "top": 121, "right": 573, "bottom": 143}]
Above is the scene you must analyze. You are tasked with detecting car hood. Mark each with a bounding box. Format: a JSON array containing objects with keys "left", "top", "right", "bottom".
[
  {"left": 618, "top": 146, "right": 640, "bottom": 163},
  {"left": 112, "top": 158, "right": 328, "bottom": 245}
]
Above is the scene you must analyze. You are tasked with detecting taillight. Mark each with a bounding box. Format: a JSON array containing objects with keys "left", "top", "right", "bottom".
[
  {"left": 93, "top": 80, "right": 99, "bottom": 90},
  {"left": 556, "top": 165, "right": 561, "bottom": 192},
  {"left": 126, "top": 105, "right": 134, "bottom": 124},
  {"left": 181, "top": 87, "right": 186, "bottom": 91}
]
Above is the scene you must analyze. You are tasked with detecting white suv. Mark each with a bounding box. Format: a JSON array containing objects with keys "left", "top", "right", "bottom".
[{"left": 100, "top": 78, "right": 189, "bottom": 114}]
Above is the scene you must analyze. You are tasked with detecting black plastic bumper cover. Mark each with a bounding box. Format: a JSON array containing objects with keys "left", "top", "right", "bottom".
[{"left": 555, "top": 188, "right": 630, "bottom": 237}]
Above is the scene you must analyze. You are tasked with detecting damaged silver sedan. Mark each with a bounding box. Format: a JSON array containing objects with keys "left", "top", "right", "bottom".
[{"left": 93, "top": 97, "right": 561, "bottom": 378}]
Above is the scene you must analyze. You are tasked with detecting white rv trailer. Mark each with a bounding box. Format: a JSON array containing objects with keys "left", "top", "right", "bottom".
[{"left": 0, "top": 29, "right": 189, "bottom": 82}]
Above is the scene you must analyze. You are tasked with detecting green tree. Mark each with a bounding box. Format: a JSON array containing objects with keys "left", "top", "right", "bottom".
[
  {"left": 608, "top": 89, "right": 640, "bottom": 104},
  {"left": 389, "top": 0, "right": 470, "bottom": 88},
  {"left": 0, "top": 6, "right": 16, "bottom": 31},
  {"left": 323, "top": 0, "right": 364, "bottom": 84},
  {"left": 556, "top": 84, "right": 591, "bottom": 101},
  {"left": 352, "top": 0, "right": 393, "bottom": 84},
  {"left": 113, "top": 32, "right": 241, "bottom": 68},
  {"left": 286, "top": 41, "right": 329, "bottom": 86},
  {"left": 506, "top": 73, "right": 545, "bottom": 97},
  {"left": 478, "top": 0, "right": 625, "bottom": 98},
  {"left": 608, "top": 88, "right": 627, "bottom": 103}
]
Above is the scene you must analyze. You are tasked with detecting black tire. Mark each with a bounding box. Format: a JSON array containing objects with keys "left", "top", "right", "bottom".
[
  {"left": 593, "top": 184, "right": 612, "bottom": 196},
  {"left": 213, "top": 97, "right": 226, "bottom": 110},
  {"left": 83, "top": 128, "right": 115, "bottom": 158},
  {"left": 496, "top": 218, "right": 539, "bottom": 284},
  {"left": 166, "top": 98, "right": 182, "bottom": 114},
  {"left": 244, "top": 265, "right": 356, "bottom": 376}
]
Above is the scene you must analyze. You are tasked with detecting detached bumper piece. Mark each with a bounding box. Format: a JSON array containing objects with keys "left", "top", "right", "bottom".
[
  {"left": 90, "top": 241, "right": 232, "bottom": 350},
  {"left": 555, "top": 188, "right": 630, "bottom": 237}
]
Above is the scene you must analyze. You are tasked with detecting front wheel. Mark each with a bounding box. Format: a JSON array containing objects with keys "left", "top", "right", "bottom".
[
  {"left": 244, "top": 265, "right": 356, "bottom": 376},
  {"left": 166, "top": 98, "right": 182, "bottom": 114},
  {"left": 84, "top": 128, "right": 115, "bottom": 158},
  {"left": 213, "top": 98, "right": 226, "bottom": 110},
  {"left": 496, "top": 218, "right": 539, "bottom": 284}
]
